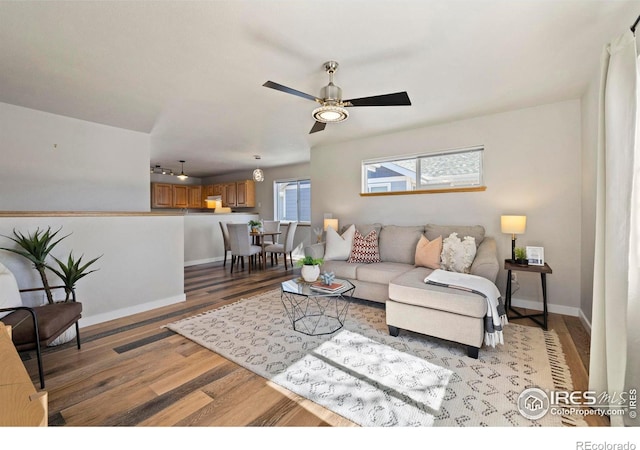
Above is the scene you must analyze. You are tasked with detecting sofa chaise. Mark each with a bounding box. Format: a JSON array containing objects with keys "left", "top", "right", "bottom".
[{"left": 304, "top": 223, "right": 500, "bottom": 358}]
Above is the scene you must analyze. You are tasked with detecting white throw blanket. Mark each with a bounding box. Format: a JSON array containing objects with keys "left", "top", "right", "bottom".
[{"left": 424, "top": 269, "right": 508, "bottom": 348}]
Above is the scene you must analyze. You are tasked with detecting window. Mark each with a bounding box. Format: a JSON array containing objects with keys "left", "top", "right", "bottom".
[
  {"left": 274, "top": 178, "right": 310, "bottom": 222},
  {"left": 362, "top": 146, "right": 484, "bottom": 194}
]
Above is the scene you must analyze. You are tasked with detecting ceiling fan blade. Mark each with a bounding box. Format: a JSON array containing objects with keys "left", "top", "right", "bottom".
[
  {"left": 309, "top": 121, "right": 326, "bottom": 134},
  {"left": 344, "top": 91, "right": 411, "bottom": 107},
  {"left": 263, "top": 81, "right": 320, "bottom": 102}
]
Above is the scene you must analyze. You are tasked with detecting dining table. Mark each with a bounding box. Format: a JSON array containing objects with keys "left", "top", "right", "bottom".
[{"left": 250, "top": 230, "right": 282, "bottom": 270}]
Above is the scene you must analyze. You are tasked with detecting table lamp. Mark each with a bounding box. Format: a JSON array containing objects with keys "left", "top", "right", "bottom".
[
  {"left": 501, "top": 215, "right": 526, "bottom": 261},
  {"left": 324, "top": 218, "right": 338, "bottom": 232}
]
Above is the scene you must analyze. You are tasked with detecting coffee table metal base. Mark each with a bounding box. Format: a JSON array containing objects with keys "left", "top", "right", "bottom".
[{"left": 280, "top": 282, "right": 355, "bottom": 336}]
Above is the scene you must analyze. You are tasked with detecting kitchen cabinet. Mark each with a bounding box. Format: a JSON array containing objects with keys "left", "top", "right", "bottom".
[
  {"left": 151, "top": 183, "right": 173, "bottom": 208},
  {"left": 188, "top": 186, "right": 202, "bottom": 208},
  {"left": 221, "top": 180, "right": 255, "bottom": 208},
  {"left": 222, "top": 182, "right": 236, "bottom": 207},
  {"left": 236, "top": 180, "right": 255, "bottom": 207},
  {"left": 151, "top": 181, "right": 252, "bottom": 209},
  {"left": 173, "top": 185, "right": 188, "bottom": 208}
]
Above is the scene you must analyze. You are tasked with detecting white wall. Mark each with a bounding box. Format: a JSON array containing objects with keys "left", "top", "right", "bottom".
[
  {"left": 0, "top": 215, "right": 185, "bottom": 327},
  {"left": 311, "top": 100, "right": 583, "bottom": 315},
  {"left": 0, "top": 102, "right": 151, "bottom": 212}
]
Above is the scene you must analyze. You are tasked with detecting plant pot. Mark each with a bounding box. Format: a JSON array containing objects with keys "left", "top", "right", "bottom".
[
  {"left": 301, "top": 264, "right": 320, "bottom": 282},
  {"left": 515, "top": 259, "right": 529, "bottom": 266}
]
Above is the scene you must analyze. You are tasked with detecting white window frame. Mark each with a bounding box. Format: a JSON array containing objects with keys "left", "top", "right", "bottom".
[
  {"left": 361, "top": 145, "right": 484, "bottom": 194},
  {"left": 273, "top": 177, "right": 311, "bottom": 224}
]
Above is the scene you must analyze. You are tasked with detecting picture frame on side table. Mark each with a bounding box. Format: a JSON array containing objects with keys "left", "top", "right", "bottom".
[{"left": 526, "top": 246, "right": 544, "bottom": 266}]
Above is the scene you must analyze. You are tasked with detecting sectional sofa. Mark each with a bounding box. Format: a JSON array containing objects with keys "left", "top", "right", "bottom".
[{"left": 304, "top": 223, "right": 500, "bottom": 358}]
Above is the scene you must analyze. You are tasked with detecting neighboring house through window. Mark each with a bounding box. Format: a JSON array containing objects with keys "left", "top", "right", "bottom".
[
  {"left": 362, "top": 146, "right": 484, "bottom": 193},
  {"left": 274, "top": 178, "right": 310, "bottom": 223}
]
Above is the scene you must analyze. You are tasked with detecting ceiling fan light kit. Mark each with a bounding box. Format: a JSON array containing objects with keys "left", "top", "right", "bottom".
[
  {"left": 312, "top": 104, "right": 349, "bottom": 123},
  {"left": 263, "top": 60, "right": 411, "bottom": 134}
]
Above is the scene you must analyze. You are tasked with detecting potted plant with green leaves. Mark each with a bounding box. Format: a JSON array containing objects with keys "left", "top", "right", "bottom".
[
  {"left": 296, "top": 255, "right": 324, "bottom": 282},
  {"left": 0, "top": 226, "right": 69, "bottom": 304},
  {"left": 48, "top": 252, "right": 102, "bottom": 302},
  {"left": 514, "top": 247, "right": 528, "bottom": 266},
  {"left": 248, "top": 219, "right": 262, "bottom": 233}
]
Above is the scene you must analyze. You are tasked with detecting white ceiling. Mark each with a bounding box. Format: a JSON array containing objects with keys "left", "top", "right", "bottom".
[{"left": 1, "top": 1, "right": 638, "bottom": 178}]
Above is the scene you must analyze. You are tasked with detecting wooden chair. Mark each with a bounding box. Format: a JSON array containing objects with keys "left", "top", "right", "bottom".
[
  {"left": 264, "top": 222, "right": 298, "bottom": 270},
  {"left": 0, "top": 263, "right": 82, "bottom": 389},
  {"left": 227, "top": 223, "right": 263, "bottom": 273}
]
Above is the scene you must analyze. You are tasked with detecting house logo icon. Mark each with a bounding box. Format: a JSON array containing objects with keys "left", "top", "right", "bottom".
[{"left": 517, "top": 387, "right": 550, "bottom": 420}]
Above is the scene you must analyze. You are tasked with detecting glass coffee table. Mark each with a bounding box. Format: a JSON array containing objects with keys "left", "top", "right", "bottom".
[{"left": 280, "top": 278, "right": 355, "bottom": 336}]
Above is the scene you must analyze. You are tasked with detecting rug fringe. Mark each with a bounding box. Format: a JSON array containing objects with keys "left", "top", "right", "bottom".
[{"left": 543, "top": 330, "right": 586, "bottom": 427}]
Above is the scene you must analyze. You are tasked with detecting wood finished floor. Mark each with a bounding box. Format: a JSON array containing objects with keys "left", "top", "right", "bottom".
[{"left": 20, "top": 260, "right": 607, "bottom": 427}]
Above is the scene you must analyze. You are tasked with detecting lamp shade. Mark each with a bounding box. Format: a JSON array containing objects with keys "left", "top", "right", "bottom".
[
  {"left": 323, "top": 218, "right": 338, "bottom": 232},
  {"left": 501, "top": 216, "right": 526, "bottom": 234}
]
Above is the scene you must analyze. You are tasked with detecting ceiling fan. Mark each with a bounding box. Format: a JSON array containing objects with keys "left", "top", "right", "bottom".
[{"left": 263, "top": 61, "right": 411, "bottom": 134}]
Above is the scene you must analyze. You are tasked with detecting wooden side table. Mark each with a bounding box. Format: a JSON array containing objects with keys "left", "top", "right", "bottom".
[{"left": 504, "top": 260, "right": 553, "bottom": 330}]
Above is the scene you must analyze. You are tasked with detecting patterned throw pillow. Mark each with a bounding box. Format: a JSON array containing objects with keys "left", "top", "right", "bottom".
[
  {"left": 440, "top": 232, "right": 476, "bottom": 273},
  {"left": 414, "top": 235, "right": 442, "bottom": 269},
  {"left": 347, "top": 229, "right": 381, "bottom": 263}
]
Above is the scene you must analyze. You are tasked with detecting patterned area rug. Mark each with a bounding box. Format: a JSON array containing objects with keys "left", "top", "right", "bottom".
[{"left": 165, "top": 289, "right": 586, "bottom": 427}]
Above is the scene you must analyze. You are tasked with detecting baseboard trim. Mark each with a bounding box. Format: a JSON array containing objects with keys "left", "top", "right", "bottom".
[
  {"left": 184, "top": 256, "right": 224, "bottom": 267},
  {"left": 510, "top": 297, "right": 580, "bottom": 317},
  {"left": 79, "top": 293, "right": 186, "bottom": 327},
  {"left": 578, "top": 309, "right": 592, "bottom": 335}
]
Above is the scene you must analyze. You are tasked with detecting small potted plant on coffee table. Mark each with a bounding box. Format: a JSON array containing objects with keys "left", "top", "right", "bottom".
[{"left": 296, "top": 255, "right": 324, "bottom": 282}]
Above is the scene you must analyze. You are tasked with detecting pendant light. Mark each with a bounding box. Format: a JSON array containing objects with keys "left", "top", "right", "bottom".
[
  {"left": 177, "top": 160, "right": 188, "bottom": 180},
  {"left": 252, "top": 155, "right": 264, "bottom": 182}
]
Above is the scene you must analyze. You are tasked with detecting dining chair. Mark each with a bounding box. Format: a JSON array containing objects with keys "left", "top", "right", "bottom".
[
  {"left": 219, "top": 221, "right": 232, "bottom": 267},
  {"left": 226, "top": 223, "right": 263, "bottom": 273},
  {"left": 261, "top": 220, "right": 281, "bottom": 245},
  {"left": 264, "top": 222, "right": 298, "bottom": 270}
]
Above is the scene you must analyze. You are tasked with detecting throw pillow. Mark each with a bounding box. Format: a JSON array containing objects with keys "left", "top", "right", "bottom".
[
  {"left": 324, "top": 224, "right": 356, "bottom": 260},
  {"left": 348, "top": 229, "right": 381, "bottom": 263},
  {"left": 414, "top": 235, "right": 442, "bottom": 269},
  {"left": 440, "top": 232, "right": 476, "bottom": 273},
  {"left": 0, "top": 262, "right": 23, "bottom": 319}
]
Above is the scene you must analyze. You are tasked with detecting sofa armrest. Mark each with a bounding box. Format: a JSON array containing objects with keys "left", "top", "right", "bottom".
[
  {"left": 470, "top": 237, "right": 499, "bottom": 283},
  {"left": 304, "top": 242, "right": 326, "bottom": 259}
]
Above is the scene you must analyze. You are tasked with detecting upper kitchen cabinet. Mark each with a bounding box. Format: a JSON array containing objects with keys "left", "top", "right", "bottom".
[
  {"left": 188, "top": 185, "right": 202, "bottom": 208},
  {"left": 222, "top": 180, "right": 255, "bottom": 208},
  {"left": 151, "top": 183, "right": 173, "bottom": 208},
  {"left": 151, "top": 183, "right": 203, "bottom": 209},
  {"left": 236, "top": 180, "right": 255, "bottom": 207}
]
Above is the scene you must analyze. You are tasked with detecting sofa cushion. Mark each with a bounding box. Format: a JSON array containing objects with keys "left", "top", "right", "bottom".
[
  {"left": 414, "top": 235, "right": 442, "bottom": 269},
  {"left": 324, "top": 224, "right": 355, "bottom": 261},
  {"left": 389, "top": 268, "right": 487, "bottom": 318},
  {"left": 441, "top": 232, "right": 477, "bottom": 273},
  {"left": 348, "top": 229, "right": 381, "bottom": 263},
  {"left": 320, "top": 260, "right": 362, "bottom": 279},
  {"left": 356, "top": 262, "right": 414, "bottom": 284},
  {"left": 424, "top": 224, "right": 485, "bottom": 247},
  {"left": 378, "top": 225, "right": 425, "bottom": 264}
]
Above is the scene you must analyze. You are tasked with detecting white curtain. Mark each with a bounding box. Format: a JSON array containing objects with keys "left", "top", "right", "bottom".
[{"left": 589, "top": 29, "right": 639, "bottom": 427}]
